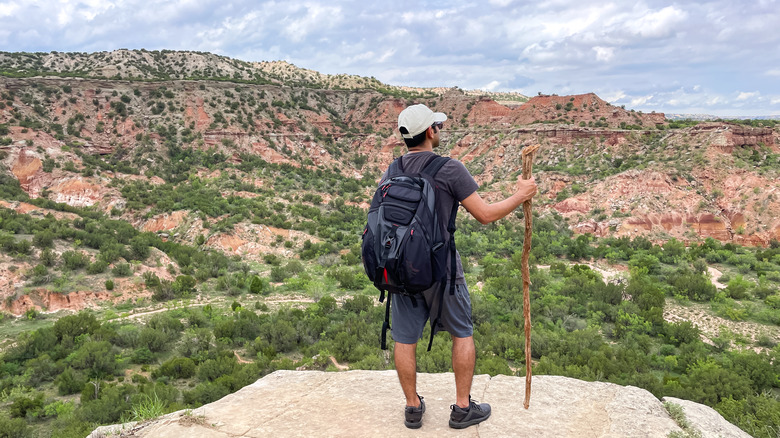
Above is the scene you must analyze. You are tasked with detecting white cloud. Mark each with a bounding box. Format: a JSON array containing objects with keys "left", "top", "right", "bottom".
[
  {"left": 282, "top": 3, "right": 343, "bottom": 43},
  {"left": 630, "top": 95, "right": 653, "bottom": 106},
  {"left": 603, "top": 91, "right": 626, "bottom": 103},
  {"left": 771, "top": 97, "right": 780, "bottom": 105},
  {"left": 592, "top": 46, "right": 614, "bottom": 62},
  {"left": 736, "top": 91, "right": 759, "bottom": 101},
  {"left": 626, "top": 5, "right": 688, "bottom": 38},
  {"left": 0, "top": 1, "right": 19, "bottom": 17},
  {"left": 376, "top": 49, "right": 395, "bottom": 63},
  {"left": 483, "top": 80, "right": 501, "bottom": 91},
  {"left": 56, "top": 7, "right": 71, "bottom": 26}
]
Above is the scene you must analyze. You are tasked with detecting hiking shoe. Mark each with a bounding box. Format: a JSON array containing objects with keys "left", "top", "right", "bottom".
[
  {"left": 449, "top": 396, "right": 491, "bottom": 429},
  {"left": 404, "top": 394, "right": 425, "bottom": 429}
]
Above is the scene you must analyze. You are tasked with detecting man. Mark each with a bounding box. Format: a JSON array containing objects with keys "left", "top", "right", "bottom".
[{"left": 391, "top": 104, "right": 538, "bottom": 429}]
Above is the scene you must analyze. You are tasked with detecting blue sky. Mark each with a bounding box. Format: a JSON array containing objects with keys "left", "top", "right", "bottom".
[{"left": 1, "top": 0, "right": 779, "bottom": 116}]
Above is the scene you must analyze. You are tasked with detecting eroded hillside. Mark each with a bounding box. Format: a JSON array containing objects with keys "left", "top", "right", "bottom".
[{"left": 0, "top": 50, "right": 779, "bottom": 314}]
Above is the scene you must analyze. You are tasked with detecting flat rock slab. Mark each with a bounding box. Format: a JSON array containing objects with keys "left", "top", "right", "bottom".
[{"left": 94, "top": 370, "right": 745, "bottom": 437}]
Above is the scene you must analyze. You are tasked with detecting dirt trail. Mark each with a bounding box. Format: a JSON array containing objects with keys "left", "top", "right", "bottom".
[
  {"left": 117, "top": 294, "right": 319, "bottom": 322},
  {"left": 707, "top": 266, "right": 727, "bottom": 289},
  {"left": 234, "top": 351, "right": 253, "bottom": 364},
  {"left": 664, "top": 301, "right": 779, "bottom": 352},
  {"left": 329, "top": 356, "right": 349, "bottom": 371}
]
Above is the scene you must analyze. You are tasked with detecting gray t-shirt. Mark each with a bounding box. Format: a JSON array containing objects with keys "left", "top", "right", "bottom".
[{"left": 381, "top": 151, "right": 479, "bottom": 284}]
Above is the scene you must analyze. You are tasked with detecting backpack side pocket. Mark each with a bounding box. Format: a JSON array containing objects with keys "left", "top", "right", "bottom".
[
  {"left": 398, "top": 222, "right": 433, "bottom": 292},
  {"left": 361, "top": 224, "right": 378, "bottom": 282}
]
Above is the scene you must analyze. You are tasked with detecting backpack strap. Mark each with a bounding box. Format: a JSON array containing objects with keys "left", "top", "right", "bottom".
[
  {"left": 396, "top": 153, "right": 444, "bottom": 176},
  {"left": 425, "top": 158, "right": 459, "bottom": 351},
  {"left": 386, "top": 157, "right": 403, "bottom": 178},
  {"left": 380, "top": 293, "right": 391, "bottom": 350},
  {"left": 421, "top": 155, "right": 451, "bottom": 178}
]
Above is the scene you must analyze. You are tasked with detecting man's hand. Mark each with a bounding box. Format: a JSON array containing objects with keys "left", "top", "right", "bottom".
[
  {"left": 516, "top": 176, "right": 537, "bottom": 202},
  {"left": 462, "top": 176, "right": 539, "bottom": 225}
]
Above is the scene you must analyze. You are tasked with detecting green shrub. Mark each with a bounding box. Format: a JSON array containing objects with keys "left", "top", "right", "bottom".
[
  {"left": 0, "top": 414, "right": 30, "bottom": 437},
  {"left": 152, "top": 357, "right": 196, "bottom": 379},
  {"left": 112, "top": 263, "right": 133, "bottom": 277},
  {"left": 62, "top": 251, "right": 89, "bottom": 270}
]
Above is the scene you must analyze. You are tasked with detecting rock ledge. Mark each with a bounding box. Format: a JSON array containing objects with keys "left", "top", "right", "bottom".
[{"left": 89, "top": 370, "right": 749, "bottom": 437}]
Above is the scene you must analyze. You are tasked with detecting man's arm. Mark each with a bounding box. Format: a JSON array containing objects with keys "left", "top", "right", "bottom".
[{"left": 460, "top": 177, "right": 537, "bottom": 225}]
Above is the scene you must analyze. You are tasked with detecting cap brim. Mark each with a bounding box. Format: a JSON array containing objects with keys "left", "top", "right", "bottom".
[{"left": 432, "top": 112, "right": 447, "bottom": 122}]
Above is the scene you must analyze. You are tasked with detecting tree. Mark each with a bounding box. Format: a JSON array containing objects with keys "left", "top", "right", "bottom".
[
  {"left": 680, "top": 359, "right": 752, "bottom": 405},
  {"left": 152, "top": 357, "right": 196, "bottom": 379},
  {"left": 197, "top": 355, "right": 238, "bottom": 382},
  {"left": 249, "top": 276, "right": 270, "bottom": 295},
  {"left": 56, "top": 367, "right": 87, "bottom": 395},
  {"left": 54, "top": 312, "right": 99, "bottom": 341},
  {"left": 67, "top": 341, "right": 118, "bottom": 378},
  {"left": 661, "top": 238, "right": 686, "bottom": 263}
]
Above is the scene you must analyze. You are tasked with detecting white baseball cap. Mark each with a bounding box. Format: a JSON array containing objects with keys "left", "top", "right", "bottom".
[{"left": 398, "top": 104, "right": 447, "bottom": 139}]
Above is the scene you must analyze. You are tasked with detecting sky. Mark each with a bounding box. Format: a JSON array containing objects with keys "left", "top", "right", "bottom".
[{"left": 1, "top": 0, "right": 779, "bottom": 116}]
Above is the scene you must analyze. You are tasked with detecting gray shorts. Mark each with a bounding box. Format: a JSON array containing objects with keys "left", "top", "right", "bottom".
[{"left": 390, "top": 282, "right": 474, "bottom": 344}]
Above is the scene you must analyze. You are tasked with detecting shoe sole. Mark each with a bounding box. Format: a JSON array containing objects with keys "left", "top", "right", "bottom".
[
  {"left": 448, "top": 411, "right": 491, "bottom": 429},
  {"left": 404, "top": 420, "right": 423, "bottom": 429}
]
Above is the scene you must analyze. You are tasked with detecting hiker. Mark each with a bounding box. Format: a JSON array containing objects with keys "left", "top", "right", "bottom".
[{"left": 389, "top": 104, "right": 538, "bottom": 429}]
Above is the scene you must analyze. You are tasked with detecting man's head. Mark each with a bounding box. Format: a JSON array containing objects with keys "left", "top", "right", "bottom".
[{"left": 398, "top": 104, "right": 447, "bottom": 149}]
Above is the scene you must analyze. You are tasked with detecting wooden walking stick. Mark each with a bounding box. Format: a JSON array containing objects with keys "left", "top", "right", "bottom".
[{"left": 521, "top": 144, "right": 539, "bottom": 409}]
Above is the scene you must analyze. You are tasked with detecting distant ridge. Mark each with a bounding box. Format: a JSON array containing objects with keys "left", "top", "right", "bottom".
[
  {"left": 667, "top": 113, "right": 780, "bottom": 121},
  {"left": 0, "top": 49, "right": 527, "bottom": 102}
]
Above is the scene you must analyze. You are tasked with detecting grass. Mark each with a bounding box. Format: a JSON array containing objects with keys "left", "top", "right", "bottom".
[
  {"left": 130, "top": 392, "right": 166, "bottom": 422},
  {"left": 664, "top": 401, "right": 703, "bottom": 438},
  {"left": 0, "top": 312, "right": 62, "bottom": 349}
]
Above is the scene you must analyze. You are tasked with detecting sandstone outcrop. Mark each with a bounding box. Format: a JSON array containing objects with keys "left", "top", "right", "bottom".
[
  {"left": 691, "top": 123, "right": 776, "bottom": 152},
  {"left": 2, "top": 289, "right": 112, "bottom": 315},
  {"left": 88, "top": 370, "right": 748, "bottom": 438}
]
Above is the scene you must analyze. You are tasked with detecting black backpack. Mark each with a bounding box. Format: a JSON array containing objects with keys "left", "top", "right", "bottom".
[{"left": 362, "top": 154, "right": 459, "bottom": 350}]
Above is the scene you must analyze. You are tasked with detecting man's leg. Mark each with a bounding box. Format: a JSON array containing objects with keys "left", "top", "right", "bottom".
[
  {"left": 394, "top": 342, "right": 421, "bottom": 407},
  {"left": 452, "top": 335, "right": 475, "bottom": 408}
]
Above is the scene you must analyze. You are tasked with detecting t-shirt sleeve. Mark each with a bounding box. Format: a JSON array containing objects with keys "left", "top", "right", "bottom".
[{"left": 441, "top": 160, "right": 479, "bottom": 202}]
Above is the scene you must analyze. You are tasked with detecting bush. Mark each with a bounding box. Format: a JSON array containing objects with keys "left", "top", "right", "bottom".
[
  {"left": 0, "top": 414, "right": 30, "bottom": 437},
  {"left": 249, "top": 276, "right": 271, "bottom": 295},
  {"left": 326, "top": 266, "right": 368, "bottom": 290},
  {"left": 725, "top": 275, "right": 752, "bottom": 299},
  {"left": 112, "top": 263, "right": 133, "bottom": 277},
  {"left": 62, "top": 251, "right": 89, "bottom": 270},
  {"left": 32, "top": 230, "right": 55, "bottom": 248},
  {"left": 152, "top": 357, "right": 196, "bottom": 379},
  {"left": 87, "top": 260, "right": 108, "bottom": 274},
  {"left": 56, "top": 368, "right": 86, "bottom": 395},
  {"left": 343, "top": 295, "right": 372, "bottom": 313},
  {"left": 270, "top": 265, "right": 288, "bottom": 282},
  {"left": 10, "top": 392, "right": 44, "bottom": 418}
]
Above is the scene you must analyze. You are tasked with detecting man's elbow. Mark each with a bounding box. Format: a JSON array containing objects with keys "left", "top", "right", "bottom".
[{"left": 471, "top": 212, "right": 493, "bottom": 225}]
